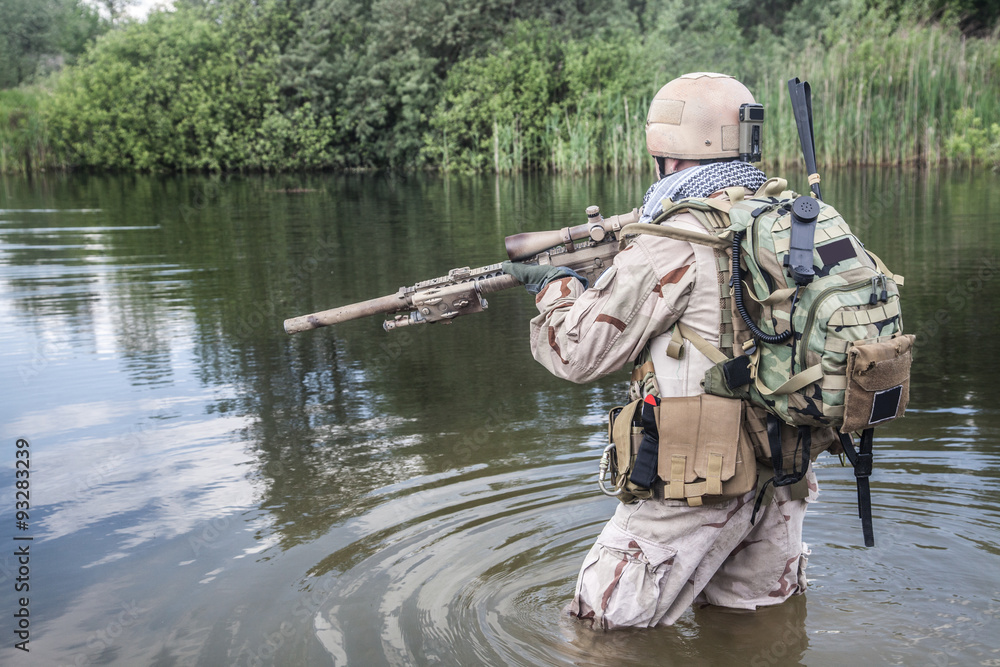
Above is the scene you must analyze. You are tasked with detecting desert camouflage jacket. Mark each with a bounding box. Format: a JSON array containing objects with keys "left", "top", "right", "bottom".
[{"left": 528, "top": 209, "right": 710, "bottom": 391}]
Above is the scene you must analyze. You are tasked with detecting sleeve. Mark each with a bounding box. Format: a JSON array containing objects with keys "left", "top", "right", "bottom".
[{"left": 527, "top": 235, "right": 697, "bottom": 383}]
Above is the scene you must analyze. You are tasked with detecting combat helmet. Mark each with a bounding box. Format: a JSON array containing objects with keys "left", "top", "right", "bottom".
[{"left": 646, "top": 72, "right": 756, "bottom": 161}]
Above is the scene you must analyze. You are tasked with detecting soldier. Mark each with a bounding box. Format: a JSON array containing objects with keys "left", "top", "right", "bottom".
[{"left": 504, "top": 72, "right": 833, "bottom": 629}]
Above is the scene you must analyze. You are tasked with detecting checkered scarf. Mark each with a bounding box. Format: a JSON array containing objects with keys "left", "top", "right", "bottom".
[{"left": 639, "top": 161, "right": 767, "bottom": 224}]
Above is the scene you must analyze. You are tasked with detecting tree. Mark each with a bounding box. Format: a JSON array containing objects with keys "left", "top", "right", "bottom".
[
  {"left": 98, "top": 0, "right": 137, "bottom": 24},
  {"left": 0, "top": 0, "right": 102, "bottom": 88}
]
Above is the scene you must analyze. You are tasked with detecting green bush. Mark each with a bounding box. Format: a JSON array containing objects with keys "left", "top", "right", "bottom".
[
  {"left": 3, "top": 0, "right": 999, "bottom": 173},
  {"left": 946, "top": 107, "right": 1000, "bottom": 168}
]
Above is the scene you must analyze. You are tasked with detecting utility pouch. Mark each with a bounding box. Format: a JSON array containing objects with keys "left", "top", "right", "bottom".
[
  {"left": 604, "top": 399, "right": 654, "bottom": 503},
  {"left": 656, "top": 395, "right": 756, "bottom": 506},
  {"left": 841, "top": 334, "right": 915, "bottom": 434}
]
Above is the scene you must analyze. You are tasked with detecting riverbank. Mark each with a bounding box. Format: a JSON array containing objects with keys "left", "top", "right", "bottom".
[{"left": 2, "top": 7, "right": 999, "bottom": 175}]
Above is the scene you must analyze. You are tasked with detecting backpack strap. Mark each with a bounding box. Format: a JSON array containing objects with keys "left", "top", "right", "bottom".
[
  {"left": 866, "top": 249, "right": 906, "bottom": 286},
  {"left": 752, "top": 362, "right": 824, "bottom": 396},
  {"left": 751, "top": 415, "right": 812, "bottom": 525},
  {"left": 618, "top": 222, "right": 728, "bottom": 251},
  {"left": 667, "top": 322, "right": 728, "bottom": 364},
  {"left": 754, "top": 177, "right": 788, "bottom": 198},
  {"left": 838, "top": 428, "right": 876, "bottom": 547}
]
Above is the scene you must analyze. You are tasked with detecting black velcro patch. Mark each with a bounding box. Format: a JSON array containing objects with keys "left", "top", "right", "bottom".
[
  {"left": 817, "top": 237, "right": 857, "bottom": 269},
  {"left": 870, "top": 385, "right": 903, "bottom": 424}
]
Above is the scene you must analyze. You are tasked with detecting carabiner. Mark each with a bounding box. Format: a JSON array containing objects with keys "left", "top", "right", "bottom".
[{"left": 598, "top": 442, "right": 624, "bottom": 497}]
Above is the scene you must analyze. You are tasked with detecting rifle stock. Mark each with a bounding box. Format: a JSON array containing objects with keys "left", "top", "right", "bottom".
[{"left": 283, "top": 207, "right": 639, "bottom": 334}]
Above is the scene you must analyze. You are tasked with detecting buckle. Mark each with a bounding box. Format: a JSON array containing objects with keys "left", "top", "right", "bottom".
[{"left": 854, "top": 452, "right": 873, "bottom": 478}]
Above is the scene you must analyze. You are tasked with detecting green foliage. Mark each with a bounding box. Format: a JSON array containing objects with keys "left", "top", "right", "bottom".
[
  {"left": 43, "top": 5, "right": 339, "bottom": 171},
  {"left": 425, "top": 22, "right": 650, "bottom": 173},
  {"left": 4, "top": 0, "right": 1000, "bottom": 173},
  {"left": 275, "top": 0, "right": 646, "bottom": 168},
  {"left": 0, "top": 0, "right": 104, "bottom": 88},
  {"left": 945, "top": 107, "right": 1000, "bottom": 168}
]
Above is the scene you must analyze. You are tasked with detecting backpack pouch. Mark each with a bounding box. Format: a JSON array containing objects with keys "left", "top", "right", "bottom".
[
  {"left": 841, "top": 333, "right": 915, "bottom": 433},
  {"left": 657, "top": 395, "right": 756, "bottom": 505}
]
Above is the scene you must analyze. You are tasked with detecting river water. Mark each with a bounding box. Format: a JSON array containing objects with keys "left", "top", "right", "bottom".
[{"left": 0, "top": 168, "right": 998, "bottom": 666}]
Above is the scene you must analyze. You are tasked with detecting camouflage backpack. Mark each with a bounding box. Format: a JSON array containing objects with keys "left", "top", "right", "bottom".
[{"left": 622, "top": 177, "right": 915, "bottom": 545}]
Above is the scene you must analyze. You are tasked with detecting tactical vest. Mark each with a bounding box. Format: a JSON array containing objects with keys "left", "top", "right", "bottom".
[{"left": 621, "top": 177, "right": 914, "bottom": 546}]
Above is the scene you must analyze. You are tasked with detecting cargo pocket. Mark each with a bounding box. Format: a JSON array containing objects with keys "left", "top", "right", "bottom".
[
  {"left": 841, "top": 333, "right": 915, "bottom": 433},
  {"left": 574, "top": 520, "right": 677, "bottom": 629}
]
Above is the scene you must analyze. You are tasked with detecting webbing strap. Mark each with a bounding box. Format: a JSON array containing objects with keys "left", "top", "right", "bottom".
[
  {"left": 744, "top": 283, "right": 796, "bottom": 307},
  {"left": 824, "top": 332, "right": 903, "bottom": 354},
  {"left": 668, "top": 455, "right": 686, "bottom": 499},
  {"left": 838, "top": 428, "right": 875, "bottom": 547},
  {"left": 752, "top": 416, "right": 812, "bottom": 524},
  {"left": 754, "top": 177, "right": 788, "bottom": 197},
  {"left": 773, "top": 222, "right": 852, "bottom": 252},
  {"left": 666, "top": 326, "right": 684, "bottom": 360},
  {"left": 830, "top": 300, "right": 900, "bottom": 327},
  {"left": 676, "top": 322, "right": 728, "bottom": 365},
  {"left": 725, "top": 187, "right": 746, "bottom": 204},
  {"left": 706, "top": 453, "right": 724, "bottom": 495},
  {"left": 822, "top": 374, "right": 848, "bottom": 391},
  {"left": 703, "top": 199, "right": 733, "bottom": 216},
  {"left": 618, "top": 223, "right": 728, "bottom": 251},
  {"left": 754, "top": 363, "right": 823, "bottom": 396}
]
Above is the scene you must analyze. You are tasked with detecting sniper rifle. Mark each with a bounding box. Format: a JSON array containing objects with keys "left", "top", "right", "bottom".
[{"left": 283, "top": 206, "right": 640, "bottom": 335}]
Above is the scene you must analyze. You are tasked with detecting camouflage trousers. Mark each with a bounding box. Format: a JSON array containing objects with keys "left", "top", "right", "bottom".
[{"left": 568, "top": 469, "right": 818, "bottom": 629}]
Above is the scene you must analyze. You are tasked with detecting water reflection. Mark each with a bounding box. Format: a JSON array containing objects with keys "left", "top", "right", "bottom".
[{"left": 0, "top": 169, "right": 998, "bottom": 665}]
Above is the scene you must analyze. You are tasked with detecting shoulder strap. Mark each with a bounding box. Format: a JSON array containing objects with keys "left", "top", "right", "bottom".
[
  {"left": 754, "top": 177, "right": 788, "bottom": 197},
  {"left": 618, "top": 222, "right": 728, "bottom": 251},
  {"left": 866, "top": 249, "right": 905, "bottom": 286}
]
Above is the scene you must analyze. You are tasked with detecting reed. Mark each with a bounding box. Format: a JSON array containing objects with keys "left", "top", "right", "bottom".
[
  {"left": 492, "top": 23, "right": 1000, "bottom": 173},
  {"left": 0, "top": 88, "right": 62, "bottom": 174},
  {"left": 751, "top": 24, "right": 1000, "bottom": 168}
]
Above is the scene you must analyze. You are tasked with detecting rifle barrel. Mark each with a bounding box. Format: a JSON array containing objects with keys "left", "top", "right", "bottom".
[
  {"left": 283, "top": 291, "right": 409, "bottom": 334},
  {"left": 283, "top": 272, "right": 522, "bottom": 334}
]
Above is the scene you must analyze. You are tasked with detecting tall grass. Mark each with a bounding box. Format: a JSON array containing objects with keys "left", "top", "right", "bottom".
[
  {"left": 758, "top": 24, "right": 1000, "bottom": 169},
  {"left": 492, "top": 24, "right": 1000, "bottom": 174},
  {"left": 0, "top": 88, "right": 63, "bottom": 174}
]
